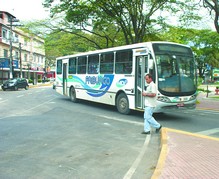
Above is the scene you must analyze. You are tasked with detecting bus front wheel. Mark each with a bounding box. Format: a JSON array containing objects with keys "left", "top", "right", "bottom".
[
  {"left": 70, "top": 87, "right": 78, "bottom": 103},
  {"left": 116, "top": 93, "right": 130, "bottom": 115}
]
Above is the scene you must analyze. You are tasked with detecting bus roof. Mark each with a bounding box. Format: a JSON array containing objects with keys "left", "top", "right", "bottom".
[{"left": 56, "top": 41, "right": 190, "bottom": 60}]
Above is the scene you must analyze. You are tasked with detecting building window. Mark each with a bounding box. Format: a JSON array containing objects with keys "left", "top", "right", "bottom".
[
  {"left": 24, "top": 40, "right": 27, "bottom": 46},
  {"left": 15, "top": 51, "right": 19, "bottom": 59},
  {"left": 24, "top": 54, "right": 27, "bottom": 62},
  {"left": 3, "top": 49, "right": 8, "bottom": 58},
  {"left": 2, "top": 29, "right": 8, "bottom": 39},
  {"left": 14, "top": 34, "right": 19, "bottom": 43}
]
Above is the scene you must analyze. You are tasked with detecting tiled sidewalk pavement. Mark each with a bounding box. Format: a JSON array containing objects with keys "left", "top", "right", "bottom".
[
  {"left": 197, "top": 92, "right": 219, "bottom": 111},
  {"left": 152, "top": 128, "right": 219, "bottom": 179}
]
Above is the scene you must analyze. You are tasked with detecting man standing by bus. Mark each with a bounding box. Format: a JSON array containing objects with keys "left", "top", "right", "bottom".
[{"left": 141, "top": 74, "right": 162, "bottom": 134}]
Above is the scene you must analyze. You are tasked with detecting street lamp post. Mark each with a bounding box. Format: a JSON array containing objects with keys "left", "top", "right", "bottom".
[
  {"left": 8, "top": 17, "right": 19, "bottom": 79},
  {"left": 9, "top": 20, "right": 13, "bottom": 79},
  {"left": 0, "top": 59, "right": 5, "bottom": 84},
  {"left": 19, "top": 43, "right": 22, "bottom": 78}
]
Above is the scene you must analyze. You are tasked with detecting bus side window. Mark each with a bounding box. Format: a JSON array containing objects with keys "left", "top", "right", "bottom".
[
  {"left": 115, "top": 63, "right": 123, "bottom": 74},
  {"left": 69, "top": 57, "right": 76, "bottom": 74},
  {"left": 57, "top": 60, "right": 62, "bottom": 74},
  {"left": 77, "top": 56, "right": 87, "bottom": 74},
  {"left": 115, "top": 50, "right": 132, "bottom": 74},
  {"left": 88, "top": 54, "right": 99, "bottom": 74},
  {"left": 100, "top": 53, "right": 114, "bottom": 74}
]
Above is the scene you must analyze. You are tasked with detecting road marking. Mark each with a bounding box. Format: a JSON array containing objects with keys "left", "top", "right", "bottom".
[
  {"left": 17, "top": 95, "right": 24, "bottom": 98},
  {"left": 45, "top": 95, "right": 54, "bottom": 98},
  {"left": 123, "top": 135, "right": 151, "bottom": 179},
  {"left": 196, "top": 128, "right": 219, "bottom": 135},
  {"left": 0, "top": 97, "right": 56, "bottom": 120},
  {"left": 98, "top": 115, "right": 143, "bottom": 126},
  {"left": 0, "top": 99, "right": 8, "bottom": 103},
  {"left": 98, "top": 115, "right": 149, "bottom": 179}
]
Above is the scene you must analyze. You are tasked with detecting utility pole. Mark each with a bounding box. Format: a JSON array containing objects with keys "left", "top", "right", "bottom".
[
  {"left": 19, "top": 43, "right": 22, "bottom": 78},
  {"left": 8, "top": 16, "right": 19, "bottom": 79},
  {"left": 9, "top": 18, "right": 13, "bottom": 79}
]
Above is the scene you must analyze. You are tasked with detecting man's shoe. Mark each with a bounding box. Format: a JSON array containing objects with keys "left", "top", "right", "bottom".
[
  {"left": 141, "top": 131, "right": 150, "bottom": 135},
  {"left": 156, "top": 125, "right": 162, "bottom": 133}
]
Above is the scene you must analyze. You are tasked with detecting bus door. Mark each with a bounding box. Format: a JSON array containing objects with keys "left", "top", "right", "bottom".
[
  {"left": 133, "top": 48, "right": 149, "bottom": 109},
  {"left": 135, "top": 56, "right": 149, "bottom": 109},
  {"left": 63, "top": 62, "right": 68, "bottom": 95}
]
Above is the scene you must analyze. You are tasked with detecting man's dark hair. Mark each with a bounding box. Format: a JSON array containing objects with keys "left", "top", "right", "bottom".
[{"left": 146, "top": 74, "right": 152, "bottom": 79}]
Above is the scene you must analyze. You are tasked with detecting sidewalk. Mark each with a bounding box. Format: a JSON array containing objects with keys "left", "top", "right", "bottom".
[
  {"left": 196, "top": 91, "right": 219, "bottom": 111},
  {"left": 28, "top": 82, "right": 52, "bottom": 88},
  {"left": 152, "top": 89, "right": 219, "bottom": 179},
  {"left": 152, "top": 128, "right": 219, "bottom": 179}
]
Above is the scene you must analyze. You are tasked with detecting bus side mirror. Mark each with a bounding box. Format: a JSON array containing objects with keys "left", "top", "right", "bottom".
[{"left": 148, "top": 59, "right": 154, "bottom": 69}]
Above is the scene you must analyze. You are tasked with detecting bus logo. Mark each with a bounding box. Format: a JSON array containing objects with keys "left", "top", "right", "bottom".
[
  {"left": 73, "top": 75, "right": 114, "bottom": 97},
  {"left": 116, "top": 79, "right": 128, "bottom": 88}
]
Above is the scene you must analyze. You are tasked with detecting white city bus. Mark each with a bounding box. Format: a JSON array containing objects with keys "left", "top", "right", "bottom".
[{"left": 55, "top": 41, "right": 197, "bottom": 114}]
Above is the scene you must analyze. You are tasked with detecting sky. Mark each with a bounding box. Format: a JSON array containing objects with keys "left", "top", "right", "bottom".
[
  {"left": 0, "top": 0, "right": 50, "bottom": 21},
  {"left": 0, "top": 0, "right": 215, "bottom": 31}
]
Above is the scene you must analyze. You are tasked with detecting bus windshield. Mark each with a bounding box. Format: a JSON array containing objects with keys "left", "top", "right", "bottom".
[{"left": 153, "top": 44, "right": 196, "bottom": 96}]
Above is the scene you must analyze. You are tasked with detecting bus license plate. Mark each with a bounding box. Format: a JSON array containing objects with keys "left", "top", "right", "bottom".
[{"left": 177, "top": 103, "right": 184, "bottom": 107}]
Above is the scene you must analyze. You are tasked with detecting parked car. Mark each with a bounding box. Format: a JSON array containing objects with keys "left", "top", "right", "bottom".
[{"left": 1, "top": 78, "right": 29, "bottom": 91}]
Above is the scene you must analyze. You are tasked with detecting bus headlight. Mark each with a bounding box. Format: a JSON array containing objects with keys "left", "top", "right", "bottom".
[
  {"left": 189, "top": 94, "right": 196, "bottom": 101},
  {"left": 157, "top": 96, "right": 171, "bottom": 103}
]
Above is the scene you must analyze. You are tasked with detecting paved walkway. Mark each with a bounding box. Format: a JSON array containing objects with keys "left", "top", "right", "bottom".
[
  {"left": 152, "top": 89, "right": 219, "bottom": 179},
  {"left": 152, "top": 128, "right": 219, "bottom": 179},
  {"left": 197, "top": 91, "right": 219, "bottom": 111}
]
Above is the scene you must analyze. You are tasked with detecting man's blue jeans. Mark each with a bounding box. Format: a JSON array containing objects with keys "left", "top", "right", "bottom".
[{"left": 144, "top": 106, "right": 160, "bottom": 132}]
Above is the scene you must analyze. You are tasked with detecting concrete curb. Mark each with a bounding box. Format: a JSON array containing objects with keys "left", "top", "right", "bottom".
[
  {"left": 29, "top": 83, "right": 52, "bottom": 88},
  {"left": 196, "top": 107, "right": 219, "bottom": 112},
  {"left": 151, "top": 128, "right": 168, "bottom": 179}
]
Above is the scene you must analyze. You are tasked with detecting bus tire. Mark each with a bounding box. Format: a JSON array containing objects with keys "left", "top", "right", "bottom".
[
  {"left": 70, "top": 87, "right": 78, "bottom": 103},
  {"left": 116, "top": 93, "right": 130, "bottom": 115}
]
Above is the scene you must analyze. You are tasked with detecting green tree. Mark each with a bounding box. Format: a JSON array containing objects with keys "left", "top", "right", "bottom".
[
  {"left": 45, "top": 31, "right": 96, "bottom": 68},
  {"left": 43, "top": 0, "right": 200, "bottom": 48},
  {"left": 202, "top": 0, "right": 219, "bottom": 33}
]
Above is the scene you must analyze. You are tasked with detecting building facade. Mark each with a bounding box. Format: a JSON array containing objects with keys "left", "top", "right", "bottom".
[{"left": 0, "top": 11, "right": 45, "bottom": 84}]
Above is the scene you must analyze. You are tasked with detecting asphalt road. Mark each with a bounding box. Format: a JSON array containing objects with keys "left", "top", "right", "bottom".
[
  {"left": 0, "top": 87, "right": 160, "bottom": 179},
  {"left": 0, "top": 86, "right": 218, "bottom": 178}
]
